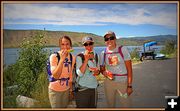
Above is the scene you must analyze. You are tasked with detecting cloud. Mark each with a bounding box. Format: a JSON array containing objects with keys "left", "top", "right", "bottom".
[{"left": 3, "top": 3, "right": 177, "bottom": 28}]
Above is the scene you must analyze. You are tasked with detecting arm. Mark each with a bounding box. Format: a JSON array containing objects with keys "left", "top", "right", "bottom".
[
  {"left": 51, "top": 59, "right": 64, "bottom": 79},
  {"left": 125, "top": 60, "right": 133, "bottom": 96},
  {"left": 79, "top": 57, "right": 89, "bottom": 74},
  {"left": 121, "top": 46, "right": 132, "bottom": 85},
  {"left": 79, "top": 51, "right": 92, "bottom": 74},
  {"left": 125, "top": 60, "right": 133, "bottom": 86},
  {"left": 51, "top": 50, "right": 68, "bottom": 79}
]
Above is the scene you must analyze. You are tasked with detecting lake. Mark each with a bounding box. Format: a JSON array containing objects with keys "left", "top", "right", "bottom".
[{"left": 3, "top": 46, "right": 164, "bottom": 67}]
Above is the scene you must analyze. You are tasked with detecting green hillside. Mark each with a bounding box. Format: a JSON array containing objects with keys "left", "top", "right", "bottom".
[
  {"left": 3, "top": 29, "right": 105, "bottom": 48},
  {"left": 3, "top": 29, "right": 177, "bottom": 48}
]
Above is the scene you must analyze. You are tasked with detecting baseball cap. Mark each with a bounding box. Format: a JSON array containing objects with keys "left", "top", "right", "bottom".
[
  {"left": 104, "top": 31, "right": 116, "bottom": 38},
  {"left": 82, "top": 36, "right": 94, "bottom": 44}
]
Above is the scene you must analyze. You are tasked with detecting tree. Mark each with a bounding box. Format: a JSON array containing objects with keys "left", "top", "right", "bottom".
[
  {"left": 15, "top": 32, "right": 48, "bottom": 97},
  {"left": 161, "top": 40, "right": 176, "bottom": 55}
]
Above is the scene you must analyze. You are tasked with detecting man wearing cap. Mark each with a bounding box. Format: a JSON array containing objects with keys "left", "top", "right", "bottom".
[
  {"left": 75, "top": 36, "right": 100, "bottom": 108},
  {"left": 100, "top": 31, "right": 133, "bottom": 107}
]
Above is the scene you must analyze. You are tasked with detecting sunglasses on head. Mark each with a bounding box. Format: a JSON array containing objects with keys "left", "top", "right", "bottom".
[
  {"left": 104, "top": 36, "right": 115, "bottom": 41},
  {"left": 83, "top": 42, "right": 94, "bottom": 46}
]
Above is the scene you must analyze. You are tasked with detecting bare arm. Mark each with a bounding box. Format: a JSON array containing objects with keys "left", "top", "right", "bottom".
[
  {"left": 125, "top": 60, "right": 133, "bottom": 86},
  {"left": 79, "top": 50, "right": 93, "bottom": 74},
  {"left": 125, "top": 60, "right": 133, "bottom": 96},
  {"left": 79, "top": 57, "right": 89, "bottom": 74},
  {"left": 51, "top": 50, "right": 68, "bottom": 79}
]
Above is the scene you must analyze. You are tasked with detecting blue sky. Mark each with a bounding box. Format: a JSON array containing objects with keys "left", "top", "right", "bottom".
[{"left": 3, "top": 2, "right": 177, "bottom": 38}]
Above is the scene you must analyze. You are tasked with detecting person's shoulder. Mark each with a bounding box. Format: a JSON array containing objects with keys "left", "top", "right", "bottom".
[
  {"left": 50, "top": 52, "right": 59, "bottom": 58},
  {"left": 49, "top": 52, "right": 59, "bottom": 63},
  {"left": 77, "top": 52, "right": 85, "bottom": 56},
  {"left": 117, "top": 45, "right": 124, "bottom": 48},
  {"left": 50, "top": 53, "right": 57, "bottom": 57},
  {"left": 119, "top": 45, "right": 127, "bottom": 50},
  {"left": 71, "top": 54, "right": 75, "bottom": 57},
  {"left": 71, "top": 54, "right": 76, "bottom": 60},
  {"left": 76, "top": 52, "right": 84, "bottom": 59},
  {"left": 101, "top": 49, "right": 105, "bottom": 54}
]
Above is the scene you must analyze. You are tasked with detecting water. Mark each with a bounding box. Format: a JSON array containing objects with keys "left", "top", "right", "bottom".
[{"left": 3, "top": 46, "right": 164, "bottom": 67}]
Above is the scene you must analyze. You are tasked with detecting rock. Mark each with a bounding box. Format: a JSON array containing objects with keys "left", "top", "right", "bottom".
[
  {"left": 67, "top": 100, "right": 76, "bottom": 108},
  {"left": 16, "top": 95, "right": 39, "bottom": 107}
]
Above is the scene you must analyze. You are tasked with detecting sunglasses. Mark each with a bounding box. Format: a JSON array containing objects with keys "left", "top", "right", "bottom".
[
  {"left": 83, "top": 42, "right": 94, "bottom": 46},
  {"left": 104, "top": 36, "right": 115, "bottom": 41}
]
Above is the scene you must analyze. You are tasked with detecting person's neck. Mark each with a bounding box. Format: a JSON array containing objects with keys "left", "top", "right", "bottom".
[{"left": 108, "top": 45, "right": 116, "bottom": 50}]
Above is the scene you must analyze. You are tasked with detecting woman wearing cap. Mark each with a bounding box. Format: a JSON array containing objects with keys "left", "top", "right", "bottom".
[
  {"left": 48, "top": 36, "right": 75, "bottom": 108},
  {"left": 75, "top": 36, "right": 99, "bottom": 108},
  {"left": 100, "top": 31, "right": 133, "bottom": 107}
]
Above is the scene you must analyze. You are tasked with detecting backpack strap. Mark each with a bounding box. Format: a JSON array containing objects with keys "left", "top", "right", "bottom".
[
  {"left": 77, "top": 53, "right": 85, "bottom": 62},
  {"left": 70, "top": 53, "right": 73, "bottom": 67},
  {"left": 118, "top": 46, "right": 124, "bottom": 60},
  {"left": 47, "top": 52, "right": 60, "bottom": 82},
  {"left": 54, "top": 52, "right": 72, "bottom": 65},
  {"left": 102, "top": 48, "right": 107, "bottom": 65},
  {"left": 95, "top": 53, "right": 98, "bottom": 67},
  {"left": 77, "top": 52, "right": 98, "bottom": 67},
  {"left": 55, "top": 52, "right": 60, "bottom": 63},
  {"left": 103, "top": 46, "right": 124, "bottom": 65}
]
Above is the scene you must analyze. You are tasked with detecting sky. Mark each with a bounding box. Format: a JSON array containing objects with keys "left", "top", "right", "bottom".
[{"left": 3, "top": 2, "right": 178, "bottom": 38}]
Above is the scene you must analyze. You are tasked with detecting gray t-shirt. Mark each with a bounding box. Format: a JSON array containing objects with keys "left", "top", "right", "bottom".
[{"left": 100, "top": 46, "right": 131, "bottom": 82}]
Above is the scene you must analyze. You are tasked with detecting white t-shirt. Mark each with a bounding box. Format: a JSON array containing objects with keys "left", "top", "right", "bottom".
[{"left": 100, "top": 46, "right": 131, "bottom": 82}]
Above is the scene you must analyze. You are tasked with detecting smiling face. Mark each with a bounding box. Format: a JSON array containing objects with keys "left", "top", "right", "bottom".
[
  {"left": 59, "top": 36, "right": 72, "bottom": 50},
  {"left": 104, "top": 34, "right": 116, "bottom": 50}
]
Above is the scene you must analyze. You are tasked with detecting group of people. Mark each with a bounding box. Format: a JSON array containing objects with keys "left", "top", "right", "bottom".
[{"left": 48, "top": 31, "right": 133, "bottom": 108}]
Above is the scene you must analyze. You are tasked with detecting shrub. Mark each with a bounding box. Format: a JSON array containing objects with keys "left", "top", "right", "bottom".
[
  {"left": 3, "top": 64, "right": 19, "bottom": 88},
  {"left": 160, "top": 40, "right": 176, "bottom": 55},
  {"left": 30, "top": 70, "right": 51, "bottom": 108},
  {"left": 3, "top": 95, "right": 17, "bottom": 108},
  {"left": 130, "top": 48, "right": 140, "bottom": 60},
  {"left": 15, "top": 32, "right": 48, "bottom": 97}
]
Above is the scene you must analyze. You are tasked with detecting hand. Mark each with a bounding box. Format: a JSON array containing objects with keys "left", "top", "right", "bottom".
[
  {"left": 100, "top": 65, "right": 105, "bottom": 74},
  {"left": 84, "top": 50, "right": 93, "bottom": 61},
  {"left": 102, "top": 70, "right": 107, "bottom": 77},
  {"left": 104, "top": 70, "right": 114, "bottom": 80},
  {"left": 89, "top": 67, "right": 99, "bottom": 76},
  {"left": 59, "top": 50, "right": 68, "bottom": 61},
  {"left": 127, "top": 87, "right": 133, "bottom": 96}
]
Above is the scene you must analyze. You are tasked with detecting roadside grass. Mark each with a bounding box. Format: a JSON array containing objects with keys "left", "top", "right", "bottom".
[
  {"left": 165, "top": 51, "right": 177, "bottom": 59},
  {"left": 3, "top": 95, "right": 17, "bottom": 108}
]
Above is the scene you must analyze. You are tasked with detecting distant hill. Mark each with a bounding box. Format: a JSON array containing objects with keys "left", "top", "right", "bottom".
[
  {"left": 3, "top": 29, "right": 105, "bottom": 48},
  {"left": 3, "top": 29, "right": 177, "bottom": 48},
  {"left": 121, "top": 35, "right": 177, "bottom": 45}
]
